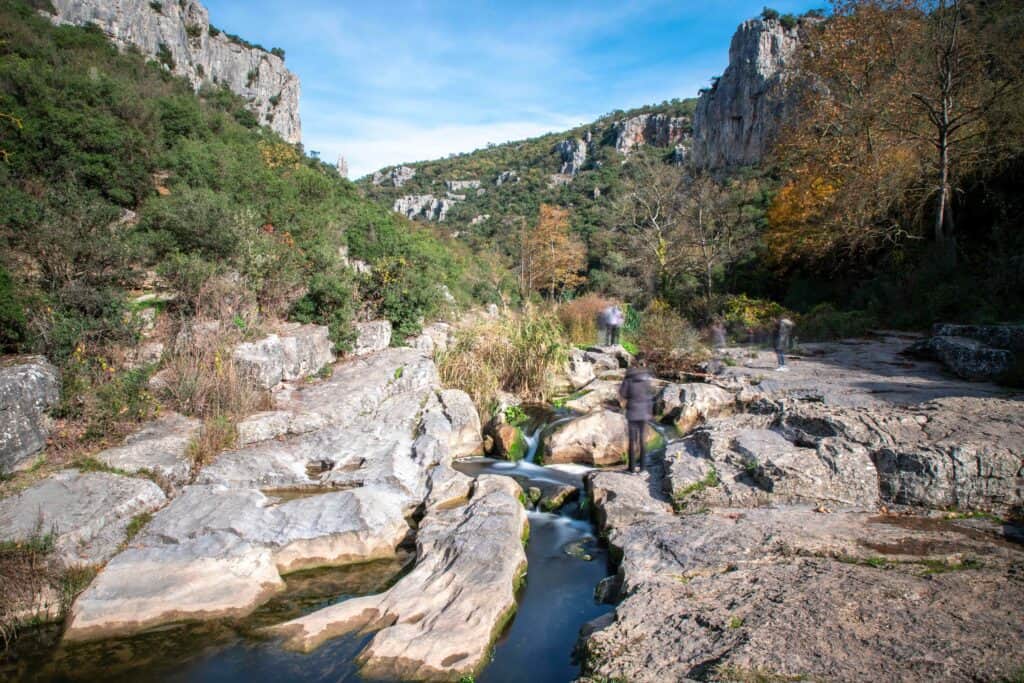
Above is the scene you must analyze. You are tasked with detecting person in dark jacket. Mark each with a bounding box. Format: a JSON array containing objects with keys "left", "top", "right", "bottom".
[
  {"left": 773, "top": 317, "right": 795, "bottom": 371},
  {"left": 618, "top": 363, "right": 654, "bottom": 473}
]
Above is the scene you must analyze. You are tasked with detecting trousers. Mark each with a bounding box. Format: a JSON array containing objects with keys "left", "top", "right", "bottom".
[{"left": 628, "top": 420, "right": 647, "bottom": 471}]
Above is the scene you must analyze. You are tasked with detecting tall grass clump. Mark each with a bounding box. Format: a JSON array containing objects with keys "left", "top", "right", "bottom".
[
  {"left": 439, "top": 306, "right": 568, "bottom": 413},
  {"left": 556, "top": 294, "right": 613, "bottom": 346}
]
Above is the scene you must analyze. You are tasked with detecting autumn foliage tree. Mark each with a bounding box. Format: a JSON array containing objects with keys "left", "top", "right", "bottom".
[
  {"left": 769, "top": 0, "right": 1024, "bottom": 266},
  {"left": 518, "top": 204, "right": 586, "bottom": 299}
]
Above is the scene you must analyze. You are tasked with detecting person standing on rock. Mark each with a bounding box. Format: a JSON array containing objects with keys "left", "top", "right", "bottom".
[
  {"left": 773, "top": 317, "right": 795, "bottom": 371},
  {"left": 619, "top": 362, "right": 654, "bottom": 473},
  {"left": 604, "top": 304, "right": 625, "bottom": 346}
]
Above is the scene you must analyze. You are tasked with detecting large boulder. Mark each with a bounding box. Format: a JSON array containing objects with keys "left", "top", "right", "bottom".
[
  {"left": 656, "top": 382, "right": 735, "bottom": 432},
  {"left": 906, "top": 334, "right": 1015, "bottom": 382},
  {"left": 437, "top": 389, "right": 483, "bottom": 459},
  {"left": 564, "top": 347, "right": 597, "bottom": 391},
  {"left": 0, "top": 356, "right": 60, "bottom": 473},
  {"left": 542, "top": 410, "right": 661, "bottom": 467},
  {"left": 0, "top": 470, "right": 166, "bottom": 566},
  {"left": 64, "top": 485, "right": 410, "bottom": 641},
  {"left": 94, "top": 412, "right": 201, "bottom": 488},
  {"left": 564, "top": 380, "right": 621, "bottom": 413},
  {"left": 232, "top": 324, "right": 335, "bottom": 389},
  {"left": 353, "top": 320, "right": 392, "bottom": 356},
  {"left": 267, "top": 476, "right": 529, "bottom": 682}
]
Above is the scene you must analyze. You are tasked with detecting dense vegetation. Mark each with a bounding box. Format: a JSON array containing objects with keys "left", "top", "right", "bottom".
[
  {"left": 362, "top": 1, "right": 1024, "bottom": 338},
  {"left": 0, "top": 0, "right": 484, "bottom": 445}
]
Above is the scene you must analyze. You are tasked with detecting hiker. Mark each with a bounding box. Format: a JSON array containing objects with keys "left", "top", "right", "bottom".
[
  {"left": 710, "top": 319, "right": 727, "bottom": 349},
  {"left": 618, "top": 362, "right": 654, "bottom": 473},
  {"left": 601, "top": 304, "right": 625, "bottom": 346},
  {"left": 773, "top": 317, "right": 795, "bottom": 371}
]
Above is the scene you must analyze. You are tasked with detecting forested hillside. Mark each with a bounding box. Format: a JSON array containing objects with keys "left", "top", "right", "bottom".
[{"left": 0, "top": 0, "right": 486, "bottom": 448}]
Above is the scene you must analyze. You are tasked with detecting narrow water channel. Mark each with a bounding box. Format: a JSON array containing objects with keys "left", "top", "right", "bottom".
[{"left": 3, "top": 408, "right": 614, "bottom": 683}]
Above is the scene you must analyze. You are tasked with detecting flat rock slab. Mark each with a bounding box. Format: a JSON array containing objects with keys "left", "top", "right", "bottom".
[
  {"left": 0, "top": 470, "right": 166, "bottom": 565},
  {"left": 581, "top": 506, "right": 1024, "bottom": 683},
  {"left": 268, "top": 475, "right": 529, "bottom": 682},
  {"left": 587, "top": 471, "right": 672, "bottom": 532},
  {"left": 64, "top": 485, "right": 409, "bottom": 641},
  {"left": 564, "top": 380, "right": 621, "bottom": 413},
  {"left": 0, "top": 356, "right": 60, "bottom": 473},
  {"left": 232, "top": 323, "right": 335, "bottom": 389},
  {"left": 95, "top": 412, "right": 200, "bottom": 487},
  {"left": 656, "top": 382, "right": 735, "bottom": 432}
]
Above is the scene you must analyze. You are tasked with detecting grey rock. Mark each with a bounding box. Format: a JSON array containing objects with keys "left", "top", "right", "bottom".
[
  {"left": 932, "top": 323, "right": 1024, "bottom": 352},
  {"left": 536, "top": 480, "right": 578, "bottom": 512},
  {"left": 564, "top": 348, "right": 597, "bottom": 392},
  {"left": 692, "top": 17, "right": 804, "bottom": 169},
  {"left": 0, "top": 470, "right": 166, "bottom": 565},
  {"left": 565, "top": 380, "right": 621, "bottom": 414},
  {"left": 393, "top": 194, "right": 456, "bottom": 222},
  {"left": 232, "top": 324, "right": 335, "bottom": 389},
  {"left": 445, "top": 179, "right": 480, "bottom": 191},
  {"left": 425, "top": 464, "right": 473, "bottom": 510},
  {"left": 372, "top": 165, "right": 416, "bottom": 188},
  {"left": 586, "top": 470, "right": 672, "bottom": 533},
  {"left": 543, "top": 410, "right": 630, "bottom": 467},
  {"left": 268, "top": 475, "right": 528, "bottom": 682},
  {"left": 656, "top": 382, "right": 735, "bottom": 432},
  {"left": 95, "top": 412, "right": 201, "bottom": 487},
  {"left": 495, "top": 170, "right": 519, "bottom": 186},
  {"left": 437, "top": 389, "right": 483, "bottom": 459},
  {"left": 50, "top": 0, "right": 300, "bottom": 142},
  {"left": 906, "top": 335, "right": 1015, "bottom": 382},
  {"left": 613, "top": 113, "right": 690, "bottom": 154},
  {"left": 407, "top": 321, "right": 453, "bottom": 355},
  {"left": 556, "top": 137, "right": 587, "bottom": 176},
  {"left": 586, "top": 345, "right": 634, "bottom": 368},
  {"left": 236, "top": 410, "right": 293, "bottom": 446},
  {"left": 0, "top": 356, "right": 60, "bottom": 473},
  {"left": 353, "top": 320, "right": 392, "bottom": 356}
]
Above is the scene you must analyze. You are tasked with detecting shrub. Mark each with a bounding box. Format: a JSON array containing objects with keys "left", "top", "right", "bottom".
[
  {"left": 637, "top": 301, "right": 707, "bottom": 378},
  {"left": 722, "top": 294, "right": 793, "bottom": 342},
  {"left": 557, "top": 293, "right": 613, "bottom": 346},
  {"left": 797, "top": 304, "right": 877, "bottom": 341},
  {"left": 761, "top": 7, "right": 780, "bottom": 21},
  {"left": 290, "top": 271, "right": 356, "bottom": 352},
  {"left": 270, "top": 47, "right": 285, "bottom": 60},
  {"left": 0, "top": 266, "right": 28, "bottom": 353},
  {"left": 780, "top": 13, "right": 798, "bottom": 30}
]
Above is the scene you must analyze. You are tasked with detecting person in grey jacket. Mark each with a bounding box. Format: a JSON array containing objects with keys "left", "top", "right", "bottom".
[
  {"left": 773, "top": 317, "right": 795, "bottom": 371},
  {"left": 618, "top": 363, "right": 654, "bottom": 473}
]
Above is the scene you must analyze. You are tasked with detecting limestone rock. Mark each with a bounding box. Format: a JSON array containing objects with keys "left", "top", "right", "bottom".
[
  {"left": 495, "top": 170, "right": 519, "bottom": 186},
  {"left": 656, "top": 382, "right": 735, "bottom": 431},
  {"left": 564, "top": 347, "right": 597, "bottom": 391},
  {"left": 613, "top": 113, "right": 690, "bottom": 154},
  {"left": 906, "top": 334, "right": 1016, "bottom": 382},
  {"left": 932, "top": 323, "right": 1024, "bottom": 352},
  {"left": 543, "top": 410, "right": 629, "bottom": 467},
  {"left": 580, "top": 505, "right": 1024, "bottom": 683},
  {"left": 692, "top": 17, "right": 805, "bottom": 169},
  {"left": 407, "top": 321, "right": 453, "bottom": 355},
  {"left": 0, "top": 356, "right": 60, "bottom": 473},
  {"left": 438, "top": 389, "right": 483, "bottom": 459},
  {"left": 372, "top": 165, "right": 416, "bottom": 187},
  {"left": 49, "top": 0, "right": 300, "bottom": 142},
  {"left": 393, "top": 194, "right": 455, "bottom": 222},
  {"left": 64, "top": 485, "right": 410, "bottom": 640},
  {"left": 555, "top": 138, "right": 587, "bottom": 176},
  {"left": 232, "top": 324, "right": 334, "bottom": 389},
  {"left": 353, "top": 320, "right": 392, "bottom": 356},
  {"left": 236, "top": 410, "right": 293, "bottom": 446},
  {"left": 267, "top": 475, "right": 529, "bottom": 682},
  {"left": 564, "top": 380, "right": 621, "bottom": 414},
  {"left": 0, "top": 470, "right": 166, "bottom": 566},
  {"left": 488, "top": 423, "right": 527, "bottom": 461},
  {"left": 586, "top": 345, "right": 634, "bottom": 369},
  {"left": 425, "top": 464, "right": 474, "bottom": 510},
  {"left": 445, "top": 179, "right": 480, "bottom": 191},
  {"left": 95, "top": 412, "right": 201, "bottom": 486},
  {"left": 586, "top": 470, "right": 672, "bottom": 533}
]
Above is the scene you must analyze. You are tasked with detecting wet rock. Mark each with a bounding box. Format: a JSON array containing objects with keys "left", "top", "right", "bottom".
[
  {"left": 0, "top": 356, "right": 60, "bottom": 473},
  {"left": 232, "top": 324, "right": 335, "bottom": 389},
  {"left": 537, "top": 480, "right": 578, "bottom": 512},
  {"left": 656, "top": 382, "right": 735, "bottom": 432},
  {"left": 95, "top": 412, "right": 201, "bottom": 487},
  {"left": 489, "top": 423, "right": 527, "bottom": 461},
  {"left": 353, "top": 320, "right": 392, "bottom": 356},
  {"left": 64, "top": 485, "right": 409, "bottom": 641},
  {"left": 0, "top": 470, "right": 166, "bottom": 566},
  {"left": 268, "top": 476, "right": 529, "bottom": 682}
]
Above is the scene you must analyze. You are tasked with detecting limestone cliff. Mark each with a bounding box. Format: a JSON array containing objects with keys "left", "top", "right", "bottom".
[
  {"left": 691, "top": 17, "right": 804, "bottom": 169},
  {"left": 47, "top": 0, "right": 301, "bottom": 144},
  {"left": 613, "top": 113, "right": 690, "bottom": 154}
]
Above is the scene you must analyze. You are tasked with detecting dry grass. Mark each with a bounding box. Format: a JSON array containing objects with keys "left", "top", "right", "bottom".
[
  {"left": 556, "top": 294, "right": 614, "bottom": 346},
  {"left": 0, "top": 529, "right": 59, "bottom": 650},
  {"left": 439, "top": 306, "right": 568, "bottom": 415},
  {"left": 637, "top": 302, "right": 709, "bottom": 379}
]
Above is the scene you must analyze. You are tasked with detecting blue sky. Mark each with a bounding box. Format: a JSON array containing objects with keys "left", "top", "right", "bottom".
[{"left": 204, "top": 1, "right": 823, "bottom": 178}]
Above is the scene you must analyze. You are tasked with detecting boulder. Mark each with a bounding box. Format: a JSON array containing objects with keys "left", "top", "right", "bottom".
[
  {"left": 543, "top": 410, "right": 628, "bottom": 467},
  {"left": 564, "top": 347, "right": 597, "bottom": 391},
  {"left": 0, "top": 470, "right": 166, "bottom": 566},
  {"left": 656, "top": 382, "right": 735, "bottom": 432},
  {"left": 564, "top": 379, "right": 621, "bottom": 413},
  {"left": 585, "top": 345, "right": 633, "bottom": 369},
  {"left": 236, "top": 410, "right": 293, "bottom": 446},
  {"left": 353, "top": 320, "right": 392, "bottom": 356},
  {"left": 906, "top": 334, "right": 1015, "bottom": 382},
  {"left": 95, "top": 412, "right": 201, "bottom": 487},
  {"left": 586, "top": 470, "right": 672, "bottom": 533},
  {"left": 64, "top": 485, "right": 410, "bottom": 641},
  {"left": 536, "top": 480, "right": 578, "bottom": 512},
  {"left": 267, "top": 475, "right": 529, "bottom": 682},
  {"left": 0, "top": 356, "right": 60, "bottom": 473},
  {"left": 408, "top": 322, "right": 453, "bottom": 355},
  {"left": 932, "top": 323, "right": 1024, "bottom": 352},
  {"left": 232, "top": 324, "right": 335, "bottom": 389},
  {"left": 488, "top": 423, "right": 527, "bottom": 461},
  {"left": 438, "top": 389, "right": 483, "bottom": 458}
]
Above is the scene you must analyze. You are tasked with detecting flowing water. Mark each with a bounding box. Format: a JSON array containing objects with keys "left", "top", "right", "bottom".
[{"left": 3, "top": 406, "right": 614, "bottom": 682}]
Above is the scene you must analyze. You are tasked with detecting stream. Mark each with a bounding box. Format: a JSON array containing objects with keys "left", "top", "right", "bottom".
[{"left": 2, "top": 407, "right": 615, "bottom": 682}]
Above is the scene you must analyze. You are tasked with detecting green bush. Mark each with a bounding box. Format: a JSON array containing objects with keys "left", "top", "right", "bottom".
[
  {"left": 797, "top": 304, "right": 878, "bottom": 341},
  {"left": 291, "top": 271, "right": 356, "bottom": 351},
  {"left": 0, "top": 266, "right": 28, "bottom": 353}
]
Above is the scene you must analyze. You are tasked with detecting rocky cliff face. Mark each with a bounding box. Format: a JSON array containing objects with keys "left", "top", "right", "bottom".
[
  {"left": 48, "top": 0, "right": 301, "bottom": 144},
  {"left": 613, "top": 113, "right": 690, "bottom": 154},
  {"left": 691, "top": 18, "right": 803, "bottom": 169}
]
